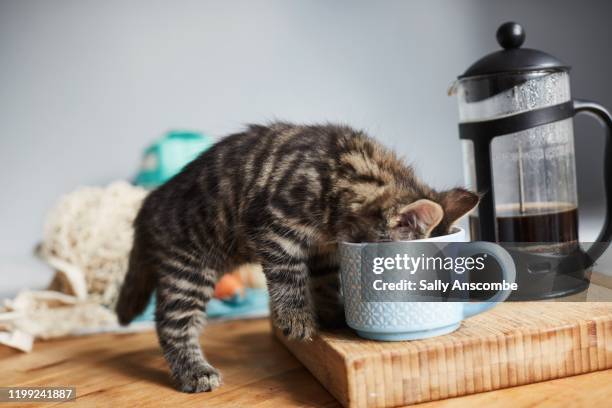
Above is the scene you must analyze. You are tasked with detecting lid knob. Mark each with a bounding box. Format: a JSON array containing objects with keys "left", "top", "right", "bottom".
[{"left": 496, "top": 22, "right": 525, "bottom": 49}]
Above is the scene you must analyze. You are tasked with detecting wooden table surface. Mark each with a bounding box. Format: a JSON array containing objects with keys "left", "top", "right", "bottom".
[{"left": 1, "top": 318, "right": 611, "bottom": 407}]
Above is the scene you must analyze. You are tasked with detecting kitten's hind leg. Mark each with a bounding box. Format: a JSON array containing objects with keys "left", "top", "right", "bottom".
[{"left": 156, "top": 263, "right": 220, "bottom": 393}]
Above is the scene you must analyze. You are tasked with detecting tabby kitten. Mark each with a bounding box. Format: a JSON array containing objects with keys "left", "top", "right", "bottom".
[{"left": 116, "top": 123, "right": 479, "bottom": 393}]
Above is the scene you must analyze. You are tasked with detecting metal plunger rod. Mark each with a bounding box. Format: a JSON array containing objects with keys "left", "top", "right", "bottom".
[{"left": 518, "top": 144, "right": 526, "bottom": 214}]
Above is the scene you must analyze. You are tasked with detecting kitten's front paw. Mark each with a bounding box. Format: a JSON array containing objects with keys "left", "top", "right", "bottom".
[
  {"left": 275, "top": 310, "right": 317, "bottom": 341},
  {"left": 174, "top": 363, "right": 222, "bottom": 393}
]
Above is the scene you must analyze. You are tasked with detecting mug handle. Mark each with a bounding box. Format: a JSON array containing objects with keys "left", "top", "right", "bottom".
[
  {"left": 573, "top": 100, "right": 612, "bottom": 266},
  {"left": 457, "top": 241, "right": 517, "bottom": 318}
]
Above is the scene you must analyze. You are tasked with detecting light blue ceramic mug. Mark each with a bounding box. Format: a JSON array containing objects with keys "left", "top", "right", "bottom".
[{"left": 339, "top": 227, "right": 516, "bottom": 341}]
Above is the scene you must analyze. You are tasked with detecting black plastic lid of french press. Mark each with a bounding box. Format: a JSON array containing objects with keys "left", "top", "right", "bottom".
[{"left": 459, "top": 22, "right": 570, "bottom": 79}]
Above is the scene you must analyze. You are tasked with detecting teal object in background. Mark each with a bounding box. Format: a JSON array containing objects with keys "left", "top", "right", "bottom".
[{"left": 135, "top": 130, "right": 213, "bottom": 188}]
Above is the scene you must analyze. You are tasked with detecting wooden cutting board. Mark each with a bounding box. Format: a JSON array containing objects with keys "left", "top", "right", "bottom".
[{"left": 275, "top": 275, "right": 612, "bottom": 407}]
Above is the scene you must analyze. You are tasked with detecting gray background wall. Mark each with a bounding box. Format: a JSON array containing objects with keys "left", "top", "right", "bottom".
[{"left": 1, "top": 0, "right": 611, "bottom": 295}]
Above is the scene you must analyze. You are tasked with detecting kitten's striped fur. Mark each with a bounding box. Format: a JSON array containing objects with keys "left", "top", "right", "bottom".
[{"left": 116, "top": 123, "right": 478, "bottom": 392}]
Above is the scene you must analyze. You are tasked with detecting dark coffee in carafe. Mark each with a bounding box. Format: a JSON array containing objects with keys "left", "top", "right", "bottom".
[
  {"left": 469, "top": 203, "right": 579, "bottom": 254},
  {"left": 468, "top": 203, "right": 581, "bottom": 300}
]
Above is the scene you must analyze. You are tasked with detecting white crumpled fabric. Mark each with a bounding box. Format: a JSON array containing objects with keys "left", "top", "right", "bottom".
[{"left": 0, "top": 181, "right": 147, "bottom": 352}]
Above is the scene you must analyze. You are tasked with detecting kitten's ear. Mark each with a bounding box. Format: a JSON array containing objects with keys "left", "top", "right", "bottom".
[
  {"left": 438, "top": 188, "right": 480, "bottom": 225},
  {"left": 395, "top": 199, "right": 444, "bottom": 236}
]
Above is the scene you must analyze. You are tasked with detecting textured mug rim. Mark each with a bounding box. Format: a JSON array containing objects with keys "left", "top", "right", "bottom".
[{"left": 338, "top": 226, "right": 465, "bottom": 247}]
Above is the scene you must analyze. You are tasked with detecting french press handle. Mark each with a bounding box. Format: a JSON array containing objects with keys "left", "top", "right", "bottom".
[{"left": 573, "top": 99, "right": 612, "bottom": 266}]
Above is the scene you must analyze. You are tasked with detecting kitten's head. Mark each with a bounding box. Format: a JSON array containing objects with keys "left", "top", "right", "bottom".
[{"left": 339, "top": 187, "right": 479, "bottom": 242}]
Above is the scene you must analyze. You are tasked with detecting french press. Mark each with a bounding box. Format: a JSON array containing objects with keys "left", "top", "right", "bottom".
[{"left": 453, "top": 22, "right": 612, "bottom": 300}]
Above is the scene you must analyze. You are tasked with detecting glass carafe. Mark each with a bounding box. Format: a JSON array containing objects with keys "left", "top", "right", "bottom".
[{"left": 459, "top": 70, "right": 578, "bottom": 253}]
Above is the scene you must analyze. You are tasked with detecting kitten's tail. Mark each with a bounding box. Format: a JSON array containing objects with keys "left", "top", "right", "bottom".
[{"left": 115, "top": 239, "right": 156, "bottom": 326}]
